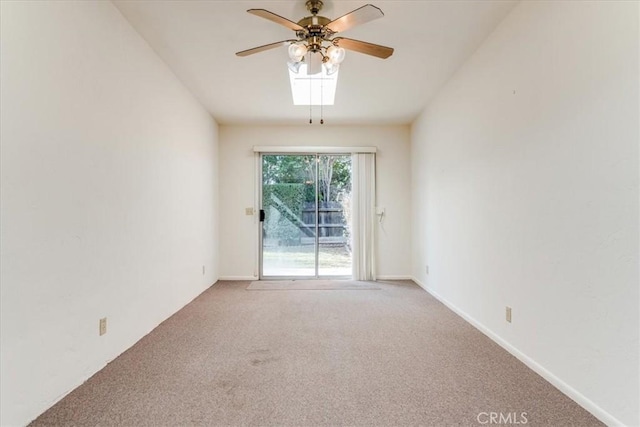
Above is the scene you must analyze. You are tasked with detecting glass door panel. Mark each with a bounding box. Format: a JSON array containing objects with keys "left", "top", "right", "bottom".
[
  {"left": 317, "top": 155, "right": 352, "bottom": 277},
  {"left": 261, "top": 153, "right": 352, "bottom": 279},
  {"left": 261, "top": 155, "right": 317, "bottom": 277}
]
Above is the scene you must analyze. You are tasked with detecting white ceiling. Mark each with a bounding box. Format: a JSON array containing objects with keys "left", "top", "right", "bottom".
[{"left": 113, "top": 0, "right": 518, "bottom": 125}]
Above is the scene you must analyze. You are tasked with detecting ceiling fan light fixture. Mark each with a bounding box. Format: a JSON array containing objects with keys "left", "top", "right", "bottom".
[
  {"left": 237, "top": 1, "right": 394, "bottom": 113},
  {"left": 287, "top": 60, "right": 303, "bottom": 74},
  {"left": 288, "top": 43, "right": 308, "bottom": 62},
  {"left": 326, "top": 45, "right": 346, "bottom": 64},
  {"left": 324, "top": 62, "right": 339, "bottom": 75}
]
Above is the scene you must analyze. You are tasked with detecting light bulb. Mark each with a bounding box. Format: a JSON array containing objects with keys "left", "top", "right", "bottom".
[
  {"left": 326, "top": 45, "right": 346, "bottom": 64},
  {"left": 288, "top": 43, "right": 307, "bottom": 62}
]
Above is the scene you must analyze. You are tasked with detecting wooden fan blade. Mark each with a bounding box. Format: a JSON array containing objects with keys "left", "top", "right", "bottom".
[
  {"left": 334, "top": 37, "right": 394, "bottom": 59},
  {"left": 236, "top": 40, "right": 295, "bottom": 57},
  {"left": 247, "top": 9, "right": 304, "bottom": 31},
  {"left": 326, "top": 4, "right": 384, "bottom": 33}
]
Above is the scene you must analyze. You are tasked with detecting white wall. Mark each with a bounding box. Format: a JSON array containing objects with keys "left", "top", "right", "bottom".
[
  {"left": 411, "top": 1, "right": 638, "bottom": 425},
  {"left": 219, "top": 125, "right": 411, "bottom": 280},
  {"left": 0, "top": 2, "right": 219, "bottom": 425}
]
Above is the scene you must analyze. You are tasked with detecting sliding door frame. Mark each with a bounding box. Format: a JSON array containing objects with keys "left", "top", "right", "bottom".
[{"left": 258, "top": 151, "right": 353, "bottom": 280}]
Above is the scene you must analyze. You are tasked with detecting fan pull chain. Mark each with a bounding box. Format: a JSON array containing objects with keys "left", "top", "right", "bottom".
[
  {"left": 320, "top": 70, "right": 324, "bottom": 124},
  {"left": 309, "top": 74, "right": 313, "bottom": 124}
]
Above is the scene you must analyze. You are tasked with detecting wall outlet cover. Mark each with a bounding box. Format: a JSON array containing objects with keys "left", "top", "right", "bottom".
[{"left": 99, "top": 318, "right": 107, "bottom": 336}]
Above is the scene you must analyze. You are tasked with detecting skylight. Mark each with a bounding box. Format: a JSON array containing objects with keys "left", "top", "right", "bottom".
[{"left": 288, "top": 63, "right": 339, "bottom": 106}]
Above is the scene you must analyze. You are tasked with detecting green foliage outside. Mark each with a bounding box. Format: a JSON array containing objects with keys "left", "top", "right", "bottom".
[
  {"left": 262, "top": 155, "right": 352, "bottom": 245},
  {"left": 263, "top": 183, "right": 307, "bottom": 216},
  {"left": 263, "top": 183, "right": 307, "bottom": 244},
  {"left": 262, "top": 155, "right": 351, "bottom": 203}
]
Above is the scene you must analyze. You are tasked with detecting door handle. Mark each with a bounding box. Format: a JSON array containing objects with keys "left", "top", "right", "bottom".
[{"left": 259, "top": 209, "right": 265, "bottom": 222}]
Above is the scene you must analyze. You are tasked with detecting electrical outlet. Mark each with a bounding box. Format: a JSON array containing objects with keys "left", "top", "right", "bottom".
[
  {"left": 426, "top": 265, "right": 429, "bottom": 274},
  {"left": 99, "top": 318, "right": 107, "bottom": 336},
  {"left": 245, "top": 207, "right": 254, "bottom": 215},
  {"left": 202, "top": 265, "right": 205, "bottom": 275},
  {"left": 506, "top": 307, "right": 512, "bottom": 323}
]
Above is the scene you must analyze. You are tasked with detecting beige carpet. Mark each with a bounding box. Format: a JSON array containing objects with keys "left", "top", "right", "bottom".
[
  {"left": 247, "top": 280, "right": 380, "bottom": 290},
  {"left": 31, "top": 280, "right": 603, "bottom": 426}
]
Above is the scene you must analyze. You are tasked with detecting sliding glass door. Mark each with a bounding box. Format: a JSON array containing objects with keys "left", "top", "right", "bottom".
[
  {"left": 317, "top": 155, "right": 352, "bottom": 276},
  {"left": 260, "top": 154, "right": 352, "bottom": 279},
  {"left": 261, "top": 154, "right": 317, "bottom": 277}
]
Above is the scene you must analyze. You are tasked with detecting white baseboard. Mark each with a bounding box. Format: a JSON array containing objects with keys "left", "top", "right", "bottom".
[
  {"left": 376, "top": 275, "right": 412, "bottom": 281},
  {"left": 219, "top": 276, "right": 413, "bottom": 281},
  {"left": 218, "top": 276, "right": 258, "bottom": 281},
  {"left": 410, "top": 277, "right": 624, "bottom": 427}
]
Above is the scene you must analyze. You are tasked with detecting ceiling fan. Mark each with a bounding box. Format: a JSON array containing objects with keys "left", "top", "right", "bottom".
[{"left": 236, "top": 0, "right": 394, "bottom": 74}]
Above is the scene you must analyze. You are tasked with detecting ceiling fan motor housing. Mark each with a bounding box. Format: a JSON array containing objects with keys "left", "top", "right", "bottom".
[
  {"left": 306, "top": 0, "right": 324, "bottom": 15},
  {"left": 296, "top": 14, "right": 332, "bottom": 51}
]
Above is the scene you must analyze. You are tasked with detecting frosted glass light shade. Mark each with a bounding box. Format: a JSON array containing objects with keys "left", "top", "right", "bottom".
[
  {"left": 324, "top": 62, "right": 339, "bottom": 75},
  {"left": 287, "top": 60, "right": 303, "bottom": 74},
  {"left": 326, "top": 45, "right": 346, "bottom": 64},
  {"left": 288, "top": 43, "right": 308, "bottom": 62}
]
